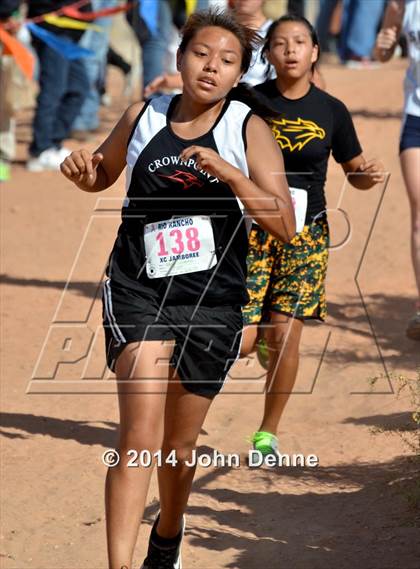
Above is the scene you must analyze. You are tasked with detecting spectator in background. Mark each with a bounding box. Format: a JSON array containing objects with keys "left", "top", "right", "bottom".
[
  {"left": 126, "top": 0, "right": 175, "bottom": 98},
  {"left": 26, "top": 0, "right": 90, "bottom": 172},
  {"left": 339, "top": 0, "right": 387, "bottom": 67},
  {"left": 71, "top": 0, "right": 117, "bottom": 142},
  {"left": 0, "top": 0, "right": 22, "bottom": 181},
  {"left": 231, "top": 0, "right": 275, "bottom": 85},
  {"left": 98, "top": 45, "right": 133, "bottom": 108},
  {"left": 316, "top": 0, "right": 340, "bottom": 57},
  {"left": 142, "top": 0, "right": 176, "bottom": 89}
]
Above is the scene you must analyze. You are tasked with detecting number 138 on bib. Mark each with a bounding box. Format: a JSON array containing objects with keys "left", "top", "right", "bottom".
[{"left": 144, "top": 215, "right": 217, "bottom": 279}]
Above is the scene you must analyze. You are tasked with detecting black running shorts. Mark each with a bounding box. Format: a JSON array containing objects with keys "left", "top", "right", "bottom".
[{"left": 102, "top": 279, "right": 243, "bottom": 398}]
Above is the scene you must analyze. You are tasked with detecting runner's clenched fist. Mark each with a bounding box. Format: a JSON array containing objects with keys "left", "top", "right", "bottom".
[
  {"left": 179, "top": 146, "right": 242, "bottom": 184},
  {"left": 60, "top": 150, "right": 104, "bottom": 190}
]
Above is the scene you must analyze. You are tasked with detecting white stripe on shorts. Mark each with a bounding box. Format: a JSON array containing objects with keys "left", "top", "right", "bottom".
[{"left": 103, "top": 279, "right": 126, "bottom": 344}]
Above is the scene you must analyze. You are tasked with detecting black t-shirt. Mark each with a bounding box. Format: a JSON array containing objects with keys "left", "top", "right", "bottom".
[{"left": 254, "top": 81, "right": 362, "bottom": 222}]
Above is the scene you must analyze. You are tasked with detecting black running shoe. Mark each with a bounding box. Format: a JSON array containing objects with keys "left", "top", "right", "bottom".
[{"left": 140, "top": 514, "right": 185, "bottom": 569}]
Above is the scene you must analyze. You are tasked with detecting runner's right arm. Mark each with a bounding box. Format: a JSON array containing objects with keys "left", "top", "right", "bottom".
[{"left": 60, "top": 102, "right": 145, "bottom": 192}]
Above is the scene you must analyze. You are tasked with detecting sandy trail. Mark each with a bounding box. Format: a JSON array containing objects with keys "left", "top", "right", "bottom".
[{"left": 1, "top": 59, "right": 419, "bottom": 568}]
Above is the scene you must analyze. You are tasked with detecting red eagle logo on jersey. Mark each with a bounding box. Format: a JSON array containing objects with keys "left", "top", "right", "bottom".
[{"left": 158, "top": 170, "right": 205, "bottom": 190}]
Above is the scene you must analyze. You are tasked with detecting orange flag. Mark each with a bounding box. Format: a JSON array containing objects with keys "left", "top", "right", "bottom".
[{"left": 0, "top": 26, "right": 35, "bottom": 80}]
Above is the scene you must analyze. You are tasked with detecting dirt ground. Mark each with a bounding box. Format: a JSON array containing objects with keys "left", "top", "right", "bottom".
[{"left": 1, "top": 57, "right": 420, "bottom": 569}]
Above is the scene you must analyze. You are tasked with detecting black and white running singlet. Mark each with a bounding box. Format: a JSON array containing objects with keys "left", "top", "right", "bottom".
[{"left": 106, "top": 94, "right": 253, "bottom": 307}]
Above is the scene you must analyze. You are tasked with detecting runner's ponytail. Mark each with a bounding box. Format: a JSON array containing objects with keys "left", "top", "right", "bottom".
[{"left": 228, "top": 82, "right": 278, "bottom": 121}]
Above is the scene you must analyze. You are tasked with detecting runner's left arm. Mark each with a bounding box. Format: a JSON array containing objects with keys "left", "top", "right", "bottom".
[{"left": 180, "top": 115, "right": 296, "bottom": 242}]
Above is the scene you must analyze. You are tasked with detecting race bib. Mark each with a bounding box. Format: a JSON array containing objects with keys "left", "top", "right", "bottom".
[
  {"left": 289, "top": 187, "right": 308, "bottom": 233},
  {"left": 144, "top": 215, "right": 217, "bottom": 279}
]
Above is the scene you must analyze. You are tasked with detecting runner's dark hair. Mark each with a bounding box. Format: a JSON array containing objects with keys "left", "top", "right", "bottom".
[
  {"left": 263, "top": 14, "right": 321, "bottom": 78},
  {"left": 228, "top": 83, "right": 278, "bottom": 120}
]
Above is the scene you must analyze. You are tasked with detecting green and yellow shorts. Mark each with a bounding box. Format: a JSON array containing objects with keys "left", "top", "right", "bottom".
[{"left": 242, "top": 217, "right": 329, "bottom": 324}]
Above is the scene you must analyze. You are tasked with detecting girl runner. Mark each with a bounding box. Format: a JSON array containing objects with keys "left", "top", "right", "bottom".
[
  {"left": 60, "top": 9, "right": 295, "bottom": 569},
  {"left": 374, "top": 0, "right": 420, "bottom": 340},
  {"left": 240, "top": 14, "right": 385, "bottom": 458}
]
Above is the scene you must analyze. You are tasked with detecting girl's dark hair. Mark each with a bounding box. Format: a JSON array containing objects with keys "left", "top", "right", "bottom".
[
  {"left": 228, "top": 83, "right": 278, "bottom": 121},
  {"left": 263, "top": 14, "right": 321, "bottom": 76},
  {"left": 179, "top": 9, "right": 260, "bottom": 74}
]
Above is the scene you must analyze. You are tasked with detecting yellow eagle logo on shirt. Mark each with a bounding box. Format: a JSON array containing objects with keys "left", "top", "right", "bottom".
[{"left": 270, "top": 117, "right": 326, "bottom": 152}]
